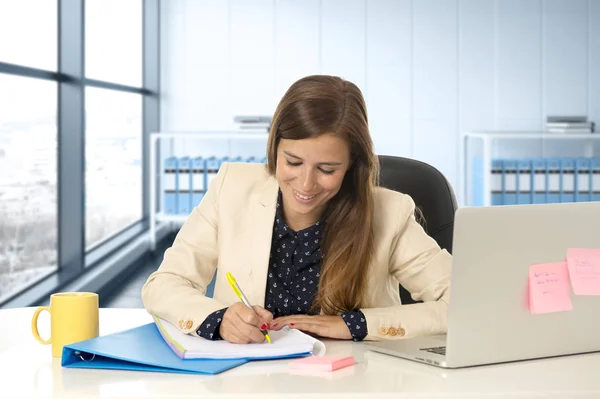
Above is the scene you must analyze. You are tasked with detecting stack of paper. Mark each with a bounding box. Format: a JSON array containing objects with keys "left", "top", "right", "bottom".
[{"left": 154, "top": 316, "right": 326, "bottom": 360}]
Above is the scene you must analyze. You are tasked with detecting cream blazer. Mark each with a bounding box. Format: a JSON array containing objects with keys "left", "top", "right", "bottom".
[{"left": 141, "top": 162, "right": 452, "bottom": 341}]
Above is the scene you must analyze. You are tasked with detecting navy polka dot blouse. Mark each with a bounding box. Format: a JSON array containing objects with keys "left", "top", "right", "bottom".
[{"left": 197, "top": 192, "right": 368, "bottom": 341}]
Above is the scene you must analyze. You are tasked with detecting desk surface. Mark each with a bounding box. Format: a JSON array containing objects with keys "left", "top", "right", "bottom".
[{"left": 2, "top": 307, "right": 599, "bottom": 398}]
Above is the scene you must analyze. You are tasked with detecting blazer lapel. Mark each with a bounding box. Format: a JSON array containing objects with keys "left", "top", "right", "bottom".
[{"left": 247, "top": 176, "right": 279, "bottom": 306}]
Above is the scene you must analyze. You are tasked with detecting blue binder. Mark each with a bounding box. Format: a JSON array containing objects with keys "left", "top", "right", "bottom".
[
  {"left": 546, "top": 158, "right": 561, "bottom": 204},
  {"left": 532, "top": 158, "right": 547, "bottom": 204},
  {"left": 62, "top": 323, "right": 246, "bottom": 375},
  {"left": 163, "top": 157, "right": 178, "bottom": 214},
  {"left": 592, "top": 158, "right": 600, "bottom": 202},
  {"left": 503, "top": 160, "right": 517, "bottom": 205},
  {"left": 516, "top": 159, "right": 532, "bottom": 204},
  {"left": 191, "top": 157, "right": 205, "bottom": 207},
  {"left": 560, "top": 158, "right": 575, "bottom": 203},
  {"left": 177, "top": 157, "right": 192, "bottom": 214},
  {"left": 491, "top": 159, "right": 503, "bottom": 206},
  {"left": 575, "top": 158, "right": 591, "bottom": 202},
  {"left": 247, "top": 156, "right": 263, "bottom": 163}
]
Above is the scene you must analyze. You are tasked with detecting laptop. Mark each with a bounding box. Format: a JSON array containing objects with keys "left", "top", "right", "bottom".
[{"left": 365, "top": 201, "right": 600, "bottom": 368}]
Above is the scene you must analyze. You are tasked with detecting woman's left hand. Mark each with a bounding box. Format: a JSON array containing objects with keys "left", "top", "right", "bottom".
[{"left": 270, "top": 315, "right": 351, "bottom": 340}]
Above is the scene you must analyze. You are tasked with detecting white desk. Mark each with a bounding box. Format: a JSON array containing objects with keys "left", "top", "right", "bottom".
[{"left": 2, "top": 307, "right": 600, "bottom": 398}]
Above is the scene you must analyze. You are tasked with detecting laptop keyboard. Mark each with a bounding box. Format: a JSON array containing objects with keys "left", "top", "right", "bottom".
[{"left": 420, "top": 346, "right": 446, "bottom": 356}]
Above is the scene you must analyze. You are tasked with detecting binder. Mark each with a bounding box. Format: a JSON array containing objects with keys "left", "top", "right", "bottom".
[
  {"left": 592, "top": 158, "right": 600, "bottom": 202},
  {"left": 517, "top": 159, "right": 532, "bottom": 204},
  {"left": 177, "top": 157, "right": 192, "bottom": 215},
  {"left": 532, "top": 158, "right": 547, "bottom": 204},
  {"left": 575, "top": 158, "right": 591, "bottom": 202},
  {"left": 205, "top": 157, "right": 220, "bottom": 189},
  {"left": 503, "top": 159, "right": 517, "bottom": 205},
  {"left": 491, "top": 159, "right": 503, "bottom": 206},
  {"left": 560, "top": 158, "right": 575, "bottom": 203},
  {"left": 163, "top": 157, "right": 178, "bottom": 215},
  {"left": 62, "top": 323, "right": 246, "bottom": 375},
  {"left": 546, "top": 158, "right": 561, "bottom": 204},
  {"left": 247, "top": 156, "right": 263, "bottom": 163},
  {"left": 191, "top": 157, "right": 205, "bottom": 207}
]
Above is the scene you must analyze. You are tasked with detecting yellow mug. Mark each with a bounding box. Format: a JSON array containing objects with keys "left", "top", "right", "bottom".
[{"left": 31, "top": 292, "right": 99, "bottom": 358}]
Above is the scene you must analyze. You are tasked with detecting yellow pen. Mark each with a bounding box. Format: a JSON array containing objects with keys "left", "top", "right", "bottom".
[{"left": 226, "top": 272, "right": 272, "bottom": 343}]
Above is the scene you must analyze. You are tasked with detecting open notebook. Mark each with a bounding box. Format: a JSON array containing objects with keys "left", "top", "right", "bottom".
[{"left": 153, "top": 316, "right": 326, "bottom": 360}]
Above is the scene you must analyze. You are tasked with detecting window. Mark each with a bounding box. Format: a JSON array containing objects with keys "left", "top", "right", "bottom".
[
  {"left": 0, "top": 0, "right": 57, "bottom": 71},
  {"left": 0, "top": 74, "right": 57, "bottom": 302},
  {"left": 0, "top": 0, "right": 157, "bottom": 308},
  {"left": 85, "top": 87, "right": 143, "bottom": 249},
  {"left": 85, "top": 0, "right": 143, "bottom": 87}
]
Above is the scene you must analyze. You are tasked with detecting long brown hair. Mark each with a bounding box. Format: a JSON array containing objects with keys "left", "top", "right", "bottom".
[{"left": 266, "top": 75, "right": 379, "bottom": 315}]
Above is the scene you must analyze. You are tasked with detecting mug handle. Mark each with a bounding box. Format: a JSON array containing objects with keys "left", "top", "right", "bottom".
[{"left": 31, "top": 306, "right": 52, "bottom": 345}]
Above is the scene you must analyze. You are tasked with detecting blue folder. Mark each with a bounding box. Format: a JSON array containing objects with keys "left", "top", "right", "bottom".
[
  {"left": 532, "top": 158, "right": 547, "bottom": 204},
  {"left": 191, "top": 156, "right": 205, "bottom": 207},
  {"left": 491, "top": 159, "right": 503, "bottom": 206},
  {"left": 560, "top": 158, "right": 575, "bottom": 203},
  {"left": 592, "top": 158, "right": 600, "bottom": 202},
  {"left": 503, "top": 159, "right": 517, "bottom": 205},
  {"left": 516, "top": 159, "right": 532, "bottom": 204},
  {"left": 62, "top": 323, "right": 246, "bottom": 375},
  {"left": 177, "top": 156, "right": 192, "bottom": 215},
  {"left": 163, "top": 157, "right": 178, "bottom": 214},
  {"left": 575, "top": 158, "right": 591, "bottom": 202},
  {"left": 546, "top": 158, "right": 561, "bottom": 204}
]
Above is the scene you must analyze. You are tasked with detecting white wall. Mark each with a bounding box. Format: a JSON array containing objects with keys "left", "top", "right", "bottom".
[{"left": 160, "top": 0, "right": 600, "bottom": 196}]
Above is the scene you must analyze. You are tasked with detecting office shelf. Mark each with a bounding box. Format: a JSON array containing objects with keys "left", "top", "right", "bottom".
[
  {"left": 148, "top": 131, "right": 268, "bottom": 250},
  {"left": 459, "top": 131, "right": 600, "bottom": 207}
]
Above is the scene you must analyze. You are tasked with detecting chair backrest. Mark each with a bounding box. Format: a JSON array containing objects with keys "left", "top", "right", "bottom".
[{"left": 378, "top": 155, "right": 458, "bottom": 304}]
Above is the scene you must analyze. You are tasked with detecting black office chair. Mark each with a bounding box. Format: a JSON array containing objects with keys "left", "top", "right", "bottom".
[{"left": 378, "top": 155, "right": 458, "bottom": 305}]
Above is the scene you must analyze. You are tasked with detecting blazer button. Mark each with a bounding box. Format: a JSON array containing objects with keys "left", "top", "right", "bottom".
[
  {"left": 378, "top": 326, "right": 388, "bottom": 335},
  {"left": 178, "top": 320, "right": 184, "bottom": 328},
  {"left": 388, "top": 327, "right": 398, "bottom": 336},
  {"left": 186, "top": 320, "right": 193, "bottom": 329},
  {"left": 398, "top": 327, "right": 406, "bottom": 337}
]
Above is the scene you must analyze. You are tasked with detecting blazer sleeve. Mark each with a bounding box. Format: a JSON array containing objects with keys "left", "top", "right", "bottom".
[
  {"left": 141, "top": 163, "right": 231, "bottom": 335},
  {"left": 361, "top": 194, "right": 452, "bottom": 340}
]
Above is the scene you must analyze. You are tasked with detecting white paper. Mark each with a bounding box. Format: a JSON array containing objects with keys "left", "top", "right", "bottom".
[{"left": 156, "top": 317, "right": 326, "bottom": 360}]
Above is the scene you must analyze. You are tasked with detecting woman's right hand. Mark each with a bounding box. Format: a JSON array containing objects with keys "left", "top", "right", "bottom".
[{"left": 219, "top": 302, "right": 273, "bottom": 344}]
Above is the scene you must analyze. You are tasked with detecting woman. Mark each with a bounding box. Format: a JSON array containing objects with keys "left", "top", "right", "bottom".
[{"left": 142, "top": 75, "right": 452, "bottom": 344}]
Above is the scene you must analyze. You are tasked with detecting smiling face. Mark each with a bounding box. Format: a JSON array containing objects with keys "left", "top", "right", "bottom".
[{"left": 275, "top": 133, "right": 352, "bottom": 231}]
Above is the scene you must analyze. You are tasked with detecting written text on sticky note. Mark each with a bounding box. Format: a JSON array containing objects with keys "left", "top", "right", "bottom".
[
  {"left": 528, "top": 262, "right": 573, "bottom": 315},
  {"left": 566, "top": 248, "right": 600, "bottom": 296}
]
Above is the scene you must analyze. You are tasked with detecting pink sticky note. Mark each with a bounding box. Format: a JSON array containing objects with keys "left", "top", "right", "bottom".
[
  {"left": 528, "top": 262, "right": 573, "bottom": 314},
  {"left": 289, "top": 356, "right": 355, "bottom": 372},
  {"left": 566, "top": 248, "right": 600, "bottom": 295}
]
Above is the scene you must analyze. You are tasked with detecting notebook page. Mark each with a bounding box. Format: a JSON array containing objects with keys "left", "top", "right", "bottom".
[{"left": 154, "top": 317, "right": 326, "bottom": 360}]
